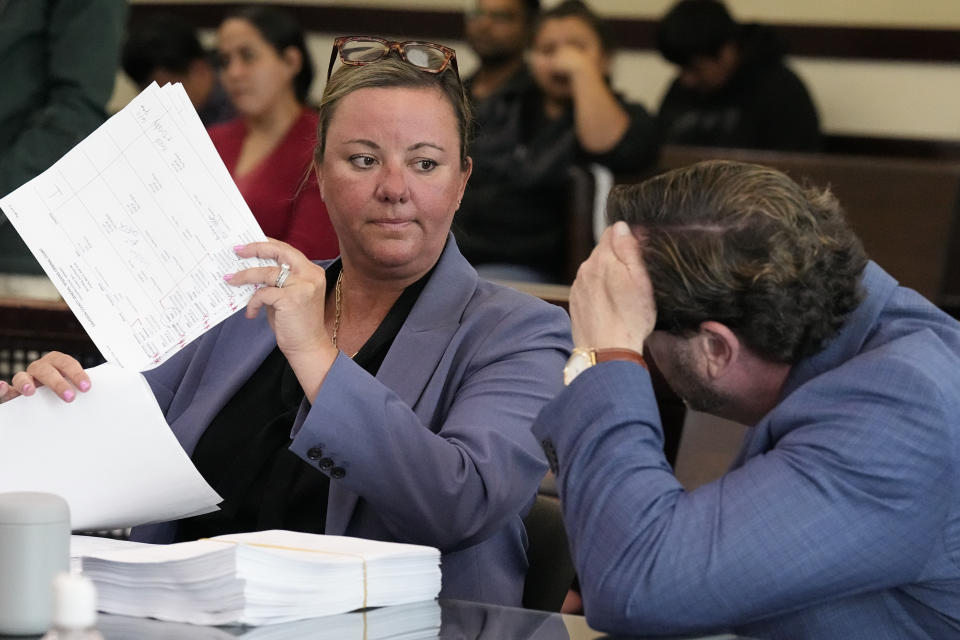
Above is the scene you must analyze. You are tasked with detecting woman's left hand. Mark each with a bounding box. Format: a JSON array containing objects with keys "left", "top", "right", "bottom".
[{"left": 227, "top": 240, "right": 339, "bottom": 393}]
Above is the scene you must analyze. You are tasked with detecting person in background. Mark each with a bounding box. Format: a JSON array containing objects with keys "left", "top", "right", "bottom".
[
  {"left": 0, "top": 0, "right": 127, "bottom": 279},
  {"left": 534, "top": 160, "right": 960, "bottom": 638},
  {"left": 3, "top": 38, "right": 571, "bottom": 608},
  {"left": 210, "top": 5, "right": 336, "bottom": 260},
  {"left": 463, "top": 0, "right": 539, "bottom": 103},
  {"left": 656, "top": 0, "right": 821, "bottom": 151},
  {"left": 121, "top": 13, "right": 235, "bottom": 127},
  {"left": 455, "top": 0, "right": 658, "bottom": 283}
]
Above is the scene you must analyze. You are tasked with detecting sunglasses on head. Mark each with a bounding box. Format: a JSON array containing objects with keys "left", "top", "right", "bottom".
[{"left": 327, "top": 36, "right": 460, "bottom": 80}]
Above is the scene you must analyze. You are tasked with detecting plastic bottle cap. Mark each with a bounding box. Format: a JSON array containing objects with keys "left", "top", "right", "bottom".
[{"left": 51, "top": 572, "right": 98, "bottom": 629}]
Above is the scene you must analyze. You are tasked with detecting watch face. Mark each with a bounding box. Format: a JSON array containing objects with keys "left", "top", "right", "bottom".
[{"left": 563, "top": 350, "right": 594, "bottom": 386}]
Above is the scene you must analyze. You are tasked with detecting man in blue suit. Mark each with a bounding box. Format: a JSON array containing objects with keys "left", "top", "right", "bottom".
[{"left": 533, "top": 160, "right": 960, "bottom": 639}]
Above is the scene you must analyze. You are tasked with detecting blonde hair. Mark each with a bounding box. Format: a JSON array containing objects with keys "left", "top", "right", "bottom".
[{"left": 315, "top": 57, "right": 471, "bottom": 170}]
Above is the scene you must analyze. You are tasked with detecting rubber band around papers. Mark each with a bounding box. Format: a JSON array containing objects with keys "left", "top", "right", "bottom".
[{"left": 203, "top": 538, "right": 370, "bottom": 609}]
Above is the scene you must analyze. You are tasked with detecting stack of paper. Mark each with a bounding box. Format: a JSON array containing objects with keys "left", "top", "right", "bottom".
[
  {"left": 71, "top": 533, "right": 157, "bottom": 573},
  {"left": 80, "top": 530, "right": 441, "bottom": 626},
  {"left": 96, "top": 601, "right": 441, "bottom": 639}
]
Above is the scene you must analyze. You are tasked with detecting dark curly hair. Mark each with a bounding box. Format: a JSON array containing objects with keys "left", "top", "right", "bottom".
[
  {"left": 656, "top": 0, "right": 739, "bottom": 67},
  {"left": 607, "top": 160, "right": 868, "bottom": 364},
  {"left": 122, "top": 13, "right": 206, "bottom": 88}
]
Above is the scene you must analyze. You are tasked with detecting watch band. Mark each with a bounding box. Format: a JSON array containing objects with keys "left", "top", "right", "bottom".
[{"left": 594, "top": 348, "right": 648, "bottom": 369}]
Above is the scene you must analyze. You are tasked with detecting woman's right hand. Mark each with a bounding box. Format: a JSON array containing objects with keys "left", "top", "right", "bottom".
[{"left": 1, "top": 352, "right": 91, "bottom": 404}]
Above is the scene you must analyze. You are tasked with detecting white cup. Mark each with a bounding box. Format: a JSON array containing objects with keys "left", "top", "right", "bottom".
[{"left": 0, "top": 492, "right": 70, "bottom": 635}]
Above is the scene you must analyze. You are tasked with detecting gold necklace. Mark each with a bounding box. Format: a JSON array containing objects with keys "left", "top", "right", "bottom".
[{"left": 332, "top": 270, "right": 344, "bottom": 348}]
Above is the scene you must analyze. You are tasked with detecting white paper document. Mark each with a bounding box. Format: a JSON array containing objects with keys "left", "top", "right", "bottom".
[
  {"left": 70, "top": 534, "right": 155, "bottom": 574},
  {"left": 80, "top": 530, "right": 442, "bottom": 626},
  {"left": 0, "top": 363, "right": 222, "bottom": 530},
  {"left": 0, "top": 82, "right": 270, "bottom": 371}
]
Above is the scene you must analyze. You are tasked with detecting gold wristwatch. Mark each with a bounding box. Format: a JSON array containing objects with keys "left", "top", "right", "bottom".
[{"left": 563, "top": 347, "right": 648, "bottom": 386}]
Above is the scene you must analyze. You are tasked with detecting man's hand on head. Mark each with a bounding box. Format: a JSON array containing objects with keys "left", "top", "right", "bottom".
[{"left": 569, "top": 221, "right": 657, "bottom": 352}]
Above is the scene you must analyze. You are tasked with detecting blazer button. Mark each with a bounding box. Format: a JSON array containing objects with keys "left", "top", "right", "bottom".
[
  {"left": 306, "top": 446, "right": 323, "bottom": 461},
  {"left": 331, "top": 467, "right": 346, "bottom": 479},
  {"left": 318, "top": 457, "right": 334, "bottom": 470}
]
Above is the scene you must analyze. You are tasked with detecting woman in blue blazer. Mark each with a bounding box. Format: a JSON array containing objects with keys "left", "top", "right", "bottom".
[{"left": 6, "top": 38, "right": 571, "bottom": 606}]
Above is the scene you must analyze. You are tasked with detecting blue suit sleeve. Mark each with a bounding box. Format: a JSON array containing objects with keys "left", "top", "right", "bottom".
[{"left": 533, "top": 357, "right": 952, "bottom": 635}]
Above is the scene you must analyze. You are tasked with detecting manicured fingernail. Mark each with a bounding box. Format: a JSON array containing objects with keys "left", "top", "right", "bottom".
[
  {"left": 78, "top": 380, "right": 90, "bottom": 392},
  {"left": 233, "top": 244, "right": 245, "bottom": 252},
  {"left": 22, "top": 384, "right": 34, "bottom": 394},
  {"left": 62, "top": 390, "right": 75, "bottom": 402},
  {"left": 223, "top": 273, "right": 234, "bottom": 281},
  {"left": 614, "top": 221, "right": 630, "bottom": 235}
]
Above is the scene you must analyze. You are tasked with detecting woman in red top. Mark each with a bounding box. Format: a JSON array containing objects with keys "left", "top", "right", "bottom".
[{"left": 210, "top": 6, "right": 337, "bottom": 259}]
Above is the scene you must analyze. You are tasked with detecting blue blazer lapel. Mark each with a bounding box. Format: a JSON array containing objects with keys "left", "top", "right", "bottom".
[
  {"left": 325, "top": 237, "right": 479, "bottom": 534},
  {"left": 376, "top": 238, "right": 478, "bottom": 410}
]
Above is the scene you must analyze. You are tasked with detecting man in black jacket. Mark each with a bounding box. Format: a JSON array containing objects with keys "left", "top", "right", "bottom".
[
  {"left": 655, "top": 0, "right": 821, "bottom": 151},
  {"left": 457, "top": 0, "right": 659, "bottom": 283}
]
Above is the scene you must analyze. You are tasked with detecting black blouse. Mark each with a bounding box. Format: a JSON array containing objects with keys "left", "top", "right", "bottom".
[{"left": 174, "top": 260, "right": 433, "bottom": 542}]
